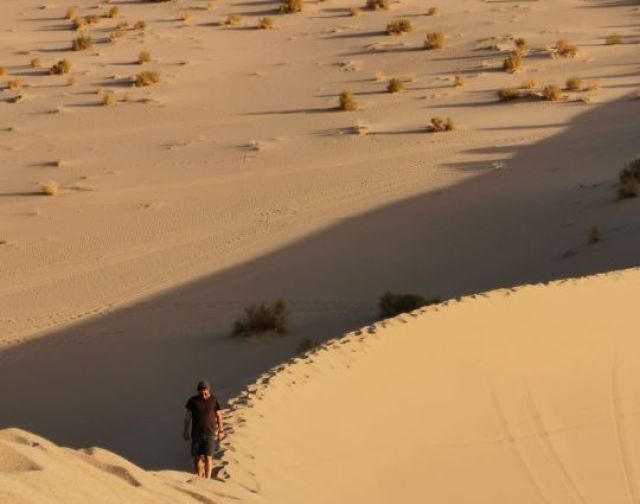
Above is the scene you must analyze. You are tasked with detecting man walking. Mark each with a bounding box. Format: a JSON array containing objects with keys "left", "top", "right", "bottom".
[{"left": 183, "top": 380, "right": 224, "bottom": 478}]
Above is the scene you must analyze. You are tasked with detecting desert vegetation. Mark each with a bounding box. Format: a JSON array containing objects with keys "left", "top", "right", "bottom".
[
  {"left": 72, "top": 34, "right": 92, "bottom": 51},
  {"left": 137, "top": 51, "right": 152, "bottom": 64},
  {"left": 379, "top": 292, "right": 440, "bottom": 318},
  {"left": 40, "top": 181, "right": 60, "bottom": 196},
  {"left": 424, "top": 32, "right": 444, "bottom": 49},
  {"left": 349, "top": 7, "right": 362, "bottom": 16},
  {"left": 339, "top": 90, "right": 358, "bottom": 111},
  {"left": 565, "top": 76, "right": 582, "bottom": 91},
  {"left": 542, "top": 84, "right": 564, "bottom": 102},
  {"left": 453, "top": 75, "right": 464, "bottom": 88},
  {"left": 365, "top": 0, "right": 389, "bottom": 11},
  {"left": 503, "top": 52, "right": 523, "bottom": 73},
  {"left": 553, "top": 39, "right": 578, "bottom": 58},
  {"left": 257, "top": 17, "right": 275, "bottom": 30},
  {"left": 133, "top": 71, "right": 160, "bottom": 87},
  {"left": 30, "top": 58, "right": 42, "bottom": 69},
  {"left": 223, "top": 14, "right": 243, "bottom": 25},
  {"left": 429, "top": 117, "right": 454, "bottom": 132},
  {"left": 387, "top": 19, "right": 412, "bottom": 35},
  {"left": 232, "top": 300, "right": 289, "bottom": 337},
  {"left": 296, "top": 337, "right": 318, "bottom": 355},
  {"left": 605, "top": 33, "right": 622, "bottom": 45},
  {"left": 514, "top": 37, "right": 528, "bottom": 55},
  {"left": 387, "top": 78, "right": 403, "bottom": 93},
  {"left": 280, "top": 0, "right": 302, "bottom": 14},
  {"left": 618, "top": 156, "right": 640, "bottom": 199},
  {"left": 426, "top": 7, "right": 439, "bottom": 16},
  {"left": 50, "top": 59, "right": 71, "bottom": 75}
]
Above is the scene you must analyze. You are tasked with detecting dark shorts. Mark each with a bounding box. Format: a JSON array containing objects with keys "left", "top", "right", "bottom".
[{"left": 191, "top": 435, "right": 217, "bottom": 458}]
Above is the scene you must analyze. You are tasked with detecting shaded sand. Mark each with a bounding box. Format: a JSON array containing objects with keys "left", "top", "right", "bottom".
[{"left": 4, "top": 268, "right": 640, "bottom": 503}]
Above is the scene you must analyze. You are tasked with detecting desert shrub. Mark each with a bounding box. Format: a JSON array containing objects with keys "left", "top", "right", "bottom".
[
  {"left": 618, "top": 156, "right": 640, "bottom": 199},
  {"left": 514, "top": 37, "right": 528, "bottom": 55},
  {"left": 280, "top": 0, "right": 302, "bottom": 13},
  {"left": 108, "top": 31, "right": 126, "bottom": 43},
  {"left": 521, "top": 78, "right": 538, "bottom": 90},
  {"left": 7, "top": 79, "right": 22, "bottom": 90},
  {"left": 296, "top": 337, "right": 318, "bottom": 355},
  {"left": 40, "top": 181, "right": 59, "bottom": 196},
  {"left": 606, "top": 33, "right": 622, "bottom": 45},
  {"left": 498, "top": 87, "right": 521, "bottom": 101},
  {"left": 588, "top": 225, "right": 602, "bottom": 244},
  {"left": 84, "top": 15, "right": 100, "bottom": 25},
  {"left": 379, "top": 292, "right": 440, "bottom": 318},
  {"left": 133, "top": 20, "right": 147, "bottom": 30},
  {"left": 137, "top": 50, "right": 152, "bottom": 64},
  {"left": 72, "top": 34, "right": 92, "bottom": 51},
  {"left": 133, "top": 71, "right": 159, "bottom": 87},
  {"left": 101, "top": 93, "right": 116, "bottom": 106},
  {"left": 180, "top": 10, "right": 194, "bottom": 23},
  {"left": 65, "top": 7, "right": 76, "bottom": 20},
  {"left": 30, "top": 57, "right": 42, "bottom": 69},
  {"left": 502, "top": 52, "right": 523, "bottom": 73},
  {"left": 426, "top": 6, "right": 438, "bottom": 16},
  {"left": 387, "top": 77, "right": 403, "bottom": 93},
  {"left": 231, "top": 300, "right": 289, "bottom": 337},
  {"left": 224, "top": 14, "right": 243, "bottom": 24},
  {"left": 349, "top": 7, "right": 362, "bottom": 16},
  {"left": 105, "top": 6, "right": 120, "bottom": 18},
  {"left": 542, "top": 84, "right": 563, "bottom": 101},
  {"left": 117, "top": 21, "right": 129, "bottom": 30},
  {"left": 339, "top": 90, "right": 358, "bottom": 110},
  {"left": 429, "top": 116, "right": 454, "bottom": 132},
  {"left": 554, "top": 39, "right": 578, "bottom": 58},
  {"left": 257, "top": 17, "right": 275, "bottom": 29},
  {"left": 424, "top": 31, "right": 444, "bottom": 49},
  {"left": 72, "top": 17, "right": 86, "bottom": 30},
  {"left": 584, "top": 81, "right": 600, "bottom": 92},
  {"left": 365, "top": 0, "right": 389, "bottom": 10},
  {"left": 387, "top": 19, "right": 412, "bottom": 35},
  {"left": 50, "top": 59, "right": 71, "bottom": 75},
  {"left": 565, "top": 75, "right": 582, "bottom": 91},
  {"left": 453, "top": 74, "right": 464, "bottom": 87}
]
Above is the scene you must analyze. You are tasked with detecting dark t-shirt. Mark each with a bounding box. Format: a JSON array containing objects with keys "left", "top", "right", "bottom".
[{"left": 185, "top": 395, "right": 221, "bottom": 438}]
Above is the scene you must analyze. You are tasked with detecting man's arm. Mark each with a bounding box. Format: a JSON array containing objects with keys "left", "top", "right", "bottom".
[
  {"left": 183, "top": 410, "right": 192, "bottom": 441},
  {"left": 215, "top": 410, "right": 224, "bottom": 441}
]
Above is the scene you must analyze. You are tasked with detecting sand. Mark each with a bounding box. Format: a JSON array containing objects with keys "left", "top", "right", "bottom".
[{"left": 4, "top": 267, "right": 640, "bottom": 503}]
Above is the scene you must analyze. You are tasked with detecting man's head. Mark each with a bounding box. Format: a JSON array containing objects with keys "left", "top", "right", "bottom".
[{"left": 197, "top": 380, "right": 211, "bottom": 399}]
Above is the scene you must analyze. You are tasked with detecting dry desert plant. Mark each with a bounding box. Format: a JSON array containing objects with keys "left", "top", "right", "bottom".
[
  {"left": 7, "top": 79, "right": 22, "bottom": 90},
  {"left": 605, "top": 33, "right": 622, "bottom": 45},
  {"left": 84, "top": 15, "right": 100, "bottom": 25},
  {"left": 387, "top": 77, "right": 403, "bottom": 93},
  {"left": 365, "top": 0, "right": 389, "bottom": 10},
  {"left": 542, "top": 84, "right": 563, "bottom": 101},
  {"left": 618, "top": 156, "right": 640, "bottom": 199},
  {"left": 105, "top": 6, "right": 120, "bottom": 18},
  {"left": 453, "top": 74, "right": 463, "bottom": 87},
  {"left": 72, "top": 17, "right": 86, "bottom": 30},
  {"left": 64, "top": 7, "right": 76, "bottom": 20},
  {"left": 231, "top": 300, "right": 289, "bottom": 337},
  {"left": 40, "top": 181, "right": 59, "bottom": 196},
  {"left": 180, "top": 10, "right": 195, "bottom": 23},
  {"left": 101, "top": 93, "right": 116, "bottom": 106},
  {"left": 584, "top": 81, "right": 601, "bottom": 92},
  {"left": 133, "top": 20, "right": 147, "bottom": 30},
  {"left": 339, "top": 90, "right": 358, "bottom": 110},
  {"left": 133, "top": 71, "right": 159, "bottom": 87},
  {"left": 426, "top": 6, "right": 439, "bottom": 16},
  {"left": 514, "top": 37, "right": 528, "bottom": 55},
  {"left": 498, "top": 87, "right": 521, "bottom": 101},
  {"left": 30, "top": 57, "right": 42, "bottom": 69},
  {"left": 502, "top": 52, "right": 523, "bottom": 73},
  {"left": 424, "top": 31, "right": 444, "bottom": 49},
  {"left": 554, "top": 39, "right": 578, "bottom": 58},
  {"left": 280, "top": 0, "right": 302, "bottom": 14},
  {"left": 521, "top": 78, "right": 538, "bottom": 90},
  {"left": 72, "top": 34, "right": 92, "bottom": 51},
  {"left": 116, "top": 21, "right": 129, "bottom": 30},
  {"left": 565, "top": 75, "right": 582, "bottom": 91},
  {"left": 429, "top": 116, "right": 454, "bottom": 132},
  {"left": 50, "top": 59, "right": 71, "bottom": 74},
  {"left": 223, "top": 14, "right": 243, "bottom": 24},
  {"left": 387, "top": 19, "right": 412, "bottom": 35},
  {"left": 349, "top": 7, "right": 362, "bottom": 16},
  {"left": 137, "top": 50, "right": 152, "bottom": 64},
  {"left": 257, "top": 17, "right": 275, "bottom": 29},
  {"left": 296, "top": 337, "right": 318, "bottom": 355},
  {"left": 108, "top": 31, "right": 126, "bottom": 43},
  {"left": 379, "top": 292, "right": 440, "bottom": 318}
]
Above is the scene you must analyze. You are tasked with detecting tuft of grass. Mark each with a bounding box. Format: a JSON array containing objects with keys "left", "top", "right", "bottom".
[
  {"left": 30, "top": 57, "right": 42, "bottom": 69},
  {"left": 387, "top": 77, "right": 403, "bottom": 93},
  {"left": 587, "top": 225, "right": 602, "bottom": 244},
  {"left": 50, "top": 59, "right": 72, "bottom": 75},
  {"left": 426, "top": 6, "right": 439, "bottom": 16},
  {"left": 231, "top": 300, "right": 289, "bottom": 337},
  {"left": 133, "top": 71, "right": 160, "bottom": 87},
  {"left": 618, "top": 156, "right": 640, "bottom": 199},
  {"left": 565, "top": 75, "right": 582, "bottom": 91},
  {"left": 349, "top": 6, "right": 362, "bottom": 16},
  {"left": 498, "top": 87, "right": 521, "bottom": 101},
  {"left": 521, "top": 78, "right": 538, "bottom": 90},
  {"left": 554, "top": 39, "right": 578, "bottom": 58},
  {"left": 453, "top": 74, "right": 464, "bottom": 87},
  {"left": 72, "top": 34, "right": 92, "bottom": 51},
  {"left": 502, "top": 52, "right": 523, "bottom": 73},
  {"left": 605, "top": 33, "right": 622, "bottom": 45},
  {"left": 223, "top": 14, "right": 243, "bottom": 24},
  {"left": 429, "top": 116, "right": 454, "bottom": 132},
  {"left": 387, "top": 19, "right": 412, "bottom": 35},
  {"left": 279, "top": 0, "right": 302, "bottom": 14},
  {"left": 296, "top": 337, "right": 319, "bottom": 355},
  {"left": 339, "top": 90, "right": 358, "bottom": 110},
  {"left": 379, "top": 292, "right": 440, "bottom": 319},
  {"left": 257, "top": 17, "right": 275, "bottom": 29},
  {"left": 101, "top": 93, "right": 116, "bottom": 106},
  {"left": 514, "top": 37, "right": 528, "bottom": 55},
  {"left": 40, "top": 181, "right": 59, "bottom": 196},
  {"left": 105, "top": 6, "right": 120, "bottom": 18},
  {"left": 137, "top": 50, "right": 152, "bottom": 64},
  {"left": 424, "top": 31, "right": 444, "bottom": 49},
  {"left": 365, "top": 0, "right": 389, "bottom": 10},
  {"left": 133, "top": 20, "right": 147, "bottom": 30},
  {"left": 542, "top": 84, "right": 563, "bottom": 102}
]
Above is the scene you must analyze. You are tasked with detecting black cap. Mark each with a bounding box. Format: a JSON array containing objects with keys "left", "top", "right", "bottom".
[{"left": 197, "top": 380, "right": 211, "bottom": 391}]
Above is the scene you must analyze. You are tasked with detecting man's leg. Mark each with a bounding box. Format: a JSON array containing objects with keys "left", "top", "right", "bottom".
[
  {"left": 195, "top": 456, "right": 205, "bottom": 477},
  {"left": 204, "top": 456, "right": 214, "bottom": 479}
]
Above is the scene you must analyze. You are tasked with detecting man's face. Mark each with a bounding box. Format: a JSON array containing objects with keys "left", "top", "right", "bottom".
[{"left": 199, "top": 388, "right": 211, "bottom": 399}]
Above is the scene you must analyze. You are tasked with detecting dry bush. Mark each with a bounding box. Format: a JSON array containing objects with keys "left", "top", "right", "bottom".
[
  {"left": 387, "top": 77, "right": 403, "bottom": 93},
  {"left": 72, "top": 34, "right": 92, "bottom": 51},
  {"left": 257, "top": 17, "right": 275, "bottom": 29},
  {"left": 72, "top": 17, "right": 86, "bottom": 30},
  {"left": 498, "top": 87, "right": 521, "bottom": 101},
  {"left": 231, "top": 300, "right": 288, "bottom": 337},
  {"left": 365, "top": 0, "right": 389, "bottom": 10},
  {"left": 424, "top": 31, "right": 444, "bottom": 49},
  {"left": 426, "top": 6, "right": 439, "bottom": 16},
  {"left": 223, "top": 14, "right": 242, "bottom": 24},
  {"left": 7, "top": 79, "right": 22, "bottom": 90},
  {"left": 554, "top": 39, "right": 578, "bottom": 58},
  {"left": 50, "top": 59, "right": 71, "bottom": 75},
  {"left": 584, "top": 81, "right": 601, "bottom": 92},
  {"left": 84, "top": 15, "right": 100, "bottom": 25},
  {"left": 101, "top": 93, "right": 116, "bottom": 106},
  {"left": 133, "top": 71, "right": 160, "bottom": 87},
  {"left": 514, "top": 37, "right": 528, "bottom": 55},
  {"left": 618, "top": 156, "right": 640, "bottom": 199},
  {"left": 542, "top": 84, "right": 563, "bottom": 101},
  {"left": 137, "top": 50, "right": 152, "bottom": 64},
  {"left": 40, "top": 181, "right": 59, "bottom": 196},
  {"left": 180, "top": 10, "right": 195, "bottom": 23},
  {"left": 280, "top": 0, "right": 302, "bottom": 14},
  {"left": 339, "top": 90, "right": 358, "bottom": 111},
  {"left": 565, "top": 75, "right": 582, "bottom": 91},
  {"left": 105, "top": 6, "right": 120, "bottom": 18},
  {"left": 296, "top": 337, "right": 318, "bottom": 355},
  {"left": 133, "top": 20, "right": 147, "bottom": 30},
  {"left": 453, "top": 74, "right": 463, "bottom": 87},
  {"left": 349, "top": 6, "right": 362, "bottom": 16},
  {"left": 429, "top": 116, "right": 454, "bottom": 132},
  {"left": 588, "top": 225, "right": 602, "bottom": 244},
  {"left": 379, "top": 292, "right": 440, "bottom": 318},
  {"left": 387, "top": 19, "right": 412, "bottom": 35},
  {"left": 502, "top": 52, "right": 523, "bottom": 73},
  {"left": 65, "top": 7, "right": 76, "bottom": 20},
  {"left": 606, "top": 33, "right": 622, "bottom": 45},
  {"left": 30, "top": 57, "right": 42, "bottom": 69},
  {"left": 521, "top": 78, "right": 538, "bottom": 90},
  {"left": 117, "top": 21, "right": 129, "bottom": 30},
  {"left": 108, "top": 31, "right": 126, "bottom": 43}
]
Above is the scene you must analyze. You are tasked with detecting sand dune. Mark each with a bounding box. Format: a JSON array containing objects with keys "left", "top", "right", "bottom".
[{"left": 4, "top": 268, "right": 640, "bottom": 503}]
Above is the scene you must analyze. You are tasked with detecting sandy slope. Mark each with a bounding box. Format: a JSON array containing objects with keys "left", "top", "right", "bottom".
[{"left": 4, "top": 267, "right": 640, "bottom": 503}]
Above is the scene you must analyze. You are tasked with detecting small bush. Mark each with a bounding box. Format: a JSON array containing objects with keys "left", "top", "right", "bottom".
[
  {"left": 502, "top": 52, "right": 523, "bottom": 73},
  {"left": 521, "top": 78, "right": 538, "bottom": 90},
  {"left": 84, "top": 15, "right": 100, "bottom": 25},
  {"left": 365, "top": 0, "right": 389, "bottom": 11},
  {"left": 257, "top": 17, "right": 275, "bottom": 29},
  {"left": 40, "top": 181, "right": 59, "bottom": 196},
  {"left": 618, "top": 156, "right": 640, "bottom": 199},
  {"left": 64, "top": 7, "right": 76, "bottom": 20},
  {"left": 180, "top": 10, "right": 195, "bottom": 23},
  {"left": 498, "top": 88, "right": 521, "bottom": 101},
  {"left": 514, "top": 37, "right": 528, "bottom": 55},
  {"left": 105, "top": 6, "right": 120, "bottom": 18},
  {"left": 137, "top": 50, "right": 152, "bottom": 64},
  {"left": 426, "top": 6, "right": 438, "bottom": 16},
  {"left": 339, "top": 90, "right": 358, "bottom": 111},
  {"left": 30, "top": 57, "right": 42, "bottom": 69},
  {"left": 349, "top": 7, "right": 362, "bottom": 16},
  {"left": 379, "top": 292, "right": 440, "bottom": 318},
  {"left": 565, "top": 75, "right": 582, "bottom": 91},
  {"left": 223, "top": 14, "right": 242, "bottom": 25},
  {"left": 133, "top": 71, "right": 160, "bottom": 87},
  {"left": 50, "top": 59, "right": 72, "bottom": 75},
  {"left": 7, "top": 79, "right": 22, "bottom": 90},
  {"left": 554, "top": 39, "right": 578, "bottom": 58},
  {"left": 424, "top": 31, "right": 444, "bottom": 49},
  {"left": 101, "top": 93, "right": 116, "bottom": 106},
  {"left": 108, "top": 31, "right": 126, "bottom": 43},
  {"left": 133, "top": 20, "right": 147, "bottom": 30},
  {"left": 117, "top": 21, "right": 129, "bottom": 30},
  {"left": 387, "top": 77, "right": 403, "bottom": 93},
  {"left": 542, "top": 84, "right": 563, "bottom": 101},
  {"left": 387, "top": 19, "right": 412, "bottom": 35},
  {"left": 606, "top": 33, "right": 622, "bottom": 45},
  {"left": 453, "top": 74, "right": 464, "bottom": 87},
  {"left": 231, "top": 300, "right": 289, "bottom": 337},
  {"left": 429, "top": 116, "right": 454, "bottom": 132},
  {"left": 588, "top": 225, "right": 602, "bottom": 244},
  {"left": 584, "top": 81, "right": 601, "bottom": 92},
  {"left": 296, "top": 337, "right": 318, "bottom": 355},
  {"left": 280, "top": 0, "right": 302, "bottom": 14},
  {"left": 72, "top": 17, "right": 86, "bottom": 30},
  {"left": 72, "top": 34, "right": 92, "bottom": 51}
]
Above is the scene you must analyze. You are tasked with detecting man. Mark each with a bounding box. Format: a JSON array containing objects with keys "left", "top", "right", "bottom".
[{"left": 183, "top": 380, "right": 224, "bottom": 478}]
